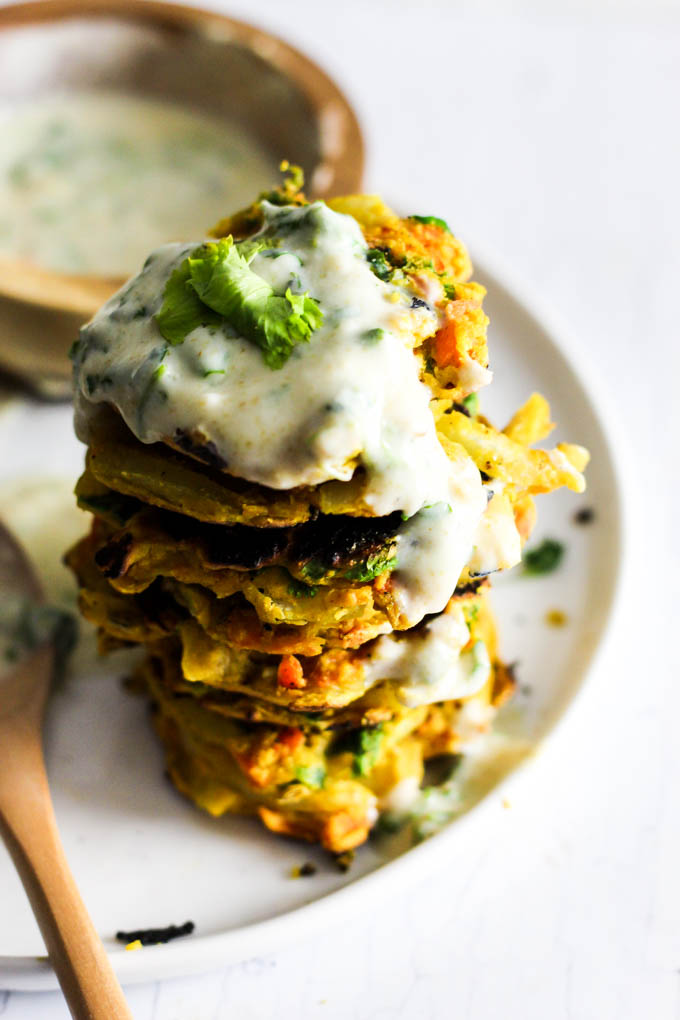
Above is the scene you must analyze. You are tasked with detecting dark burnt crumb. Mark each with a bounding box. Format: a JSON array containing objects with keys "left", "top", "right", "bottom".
[
  {"left": 480, "top": 470, "right": 491, "bottom": 482},
  {"left": 410, "top": 296, "right": 428, "bottom": 309},
  {"left": 115, "top": 921, "right": 195, "bottom": 946},
  {"left": 292, "top": 861, "right": 318, "bottom": 878},
  {"left": 573, "top": 506, "right": 596, "bottom": 526},
  {"left": 423, "top": 753, "right": 462, "bottom": 787},
  {"left": 334, "top": 850, "right": 354, "bottom": 873},
  {"left": 452, "top": 401, "right": 471, "bottom": 418}
]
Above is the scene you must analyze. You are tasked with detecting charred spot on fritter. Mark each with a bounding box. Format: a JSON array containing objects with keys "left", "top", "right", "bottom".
[
  {"left": 137, "top": 581, "right": 186, "bottom": 631},
  {"left": 201, "top": 524, "right": 290, "bottom": 569},
  {"left": 95, "top": 532, "right": 134, "bottom": 578},
  {"left": 173, "top": 428, "right": 228, "bottom": 470},
  {"left": 156, "top": 512, "right": 291, "bottom": 570},
  {"left": 164, "top": 509, "right": 404, "bottom": 577},
  {"left": 451, "top": 577, "right": 488, "bottom": 598},
  {"left": 289, "top": 512, "right": 403, "bottom": 574},
  {"left": 96, "top": 502, "right": 407, "bottom": 582}
]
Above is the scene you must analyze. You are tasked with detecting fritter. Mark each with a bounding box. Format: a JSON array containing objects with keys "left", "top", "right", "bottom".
[{"left": 66, "top": 174, "right": 588, "bottom": 854}]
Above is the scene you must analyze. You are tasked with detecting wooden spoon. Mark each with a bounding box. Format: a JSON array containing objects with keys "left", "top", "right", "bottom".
[{"left": 0, "top": 521, "right": 133, "bottom": 1019}]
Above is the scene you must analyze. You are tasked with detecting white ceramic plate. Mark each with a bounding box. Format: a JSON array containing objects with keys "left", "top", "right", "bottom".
[{"left": 0, "top": 253, "right": 625, "bottom": 990}]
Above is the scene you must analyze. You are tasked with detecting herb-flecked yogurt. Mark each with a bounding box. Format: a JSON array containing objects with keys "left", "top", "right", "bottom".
[
  {"left": 0, "top": 93, "right": 277, "bottom": 276},
  {"left": 74, "top": 201, "right": 494, "bottom": 628}
]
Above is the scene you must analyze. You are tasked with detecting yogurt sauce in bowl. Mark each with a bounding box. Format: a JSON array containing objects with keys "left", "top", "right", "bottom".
[{"left": 0, "top": 92, "right": 279, "bottom": 278}]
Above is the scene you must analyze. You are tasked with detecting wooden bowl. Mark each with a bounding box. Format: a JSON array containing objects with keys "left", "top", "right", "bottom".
[{"left": 0, "top": 0, "right": 364, "bottom": 394}]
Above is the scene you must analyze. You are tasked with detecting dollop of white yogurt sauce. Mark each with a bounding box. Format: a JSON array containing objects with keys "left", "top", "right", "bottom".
[
  {"left": 74, "top": 201, "right": 490, "bottom": 627},
  {"left": 468, "top": 485, "right": 522, "bottom": 578},
  {"left": 365, "top": 604, "right": 491, "bottom": 708}
]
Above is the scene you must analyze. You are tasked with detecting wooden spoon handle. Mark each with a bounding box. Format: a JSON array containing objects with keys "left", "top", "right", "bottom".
[{"left": 0, "top": 719, "right": 133, "bottom": 1020}]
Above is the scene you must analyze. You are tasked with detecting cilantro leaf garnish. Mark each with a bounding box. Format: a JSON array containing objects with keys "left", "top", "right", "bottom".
[
  {"left": 155, "top": 258, "right": 220, "bottom": 346},
  {"left": 294, "top": 765, "right": 326, "bottom": 788},
  {"left": 366, "top": 247, "right": 393, "bottom": 282},
  {"left": 461, "top": 392, "right": 479, "bottom": 416},
  {"left": 523, "top": 538, "right": 565, "bottom": 575},
  {"left": 344, "top": 550, "right": 398, "bottom": 582},
  {"left": 299, "top": 559, "right": 328, "bottom": 583},
  {"left": 352, "top": 725, "right": 385, "bottom": 777},
  {"left": 409, "top": 214, "right": 452, "bottom": 233},
  {"left": 330, "top": 724, "right": 385, "bottom": 777},
  {"left": 155, "top": 237, "right": 323, "bottom": 369},
  {"left": 187, "top": 238, "right": 269, "bottom": 324}
]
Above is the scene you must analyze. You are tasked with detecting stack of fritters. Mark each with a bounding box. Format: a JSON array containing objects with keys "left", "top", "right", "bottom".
[{"left": 67, "top": 186, "right": 588, "bottom": 854}]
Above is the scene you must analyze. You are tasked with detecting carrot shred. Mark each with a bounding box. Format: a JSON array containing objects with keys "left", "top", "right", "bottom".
[{"left": 277, "top": 655, "right": 306, "bottom": 689}]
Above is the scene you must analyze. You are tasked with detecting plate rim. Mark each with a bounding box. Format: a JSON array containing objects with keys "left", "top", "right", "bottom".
[{"left": 0, "top": 245, "right": 630, "bottom": 991}]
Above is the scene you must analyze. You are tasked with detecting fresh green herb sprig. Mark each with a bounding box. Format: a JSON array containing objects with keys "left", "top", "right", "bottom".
[
  {"left": 155, "top": 237, "right": 323, "bottom": 369},
  {"left": 155, "top": 258, "right": 220, "bottom": 345},
  {"left": 465, "top": 603, "right": 479, "bottom": 625},
  {"left": 299, "top": 548, "right": 397, "bottom": 585},
  {"left": 361, "top": 327, "right": 385, "bottom": 345},
  {"left": 352, "top": 725, "right": 385, "bottom": 777},
  {"left": 365, "top": 247, "right": 394, "bottom": 282},
  {"left": 294, "top": 765, "right": 326, "bottom": 789},
  {"left": 330, "top": 724, "right": 385, "bottom": 777},
  {"left": 523, "top": 538, "right": 565, "bottom": 575},
  {"left": 461, "top": 392, "right": 479, "bottom": 416},
  {"left": 344, "top": 550, "right": 398, "bottom": 583},
  {"left": 409, "top": 214, "right": 452, "bottom": 233},
  {"left": 299, "top": 559, "right": 327, "bottom": 583},
  {"left": 287, "top": 576, "right": 319, "bottom": 599}
]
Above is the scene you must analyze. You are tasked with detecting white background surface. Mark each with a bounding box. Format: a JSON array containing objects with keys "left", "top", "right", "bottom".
[{"left": 1, "top": 0, "right": 679, "bottom": 1017}]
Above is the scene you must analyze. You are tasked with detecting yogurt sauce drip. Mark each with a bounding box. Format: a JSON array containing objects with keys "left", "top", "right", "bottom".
[
  {"left": 365, "top": 605, "right": 491, "bottom": 708},
  {"left": 74, "top": 201, "right": 488, "bottom": 626}
]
